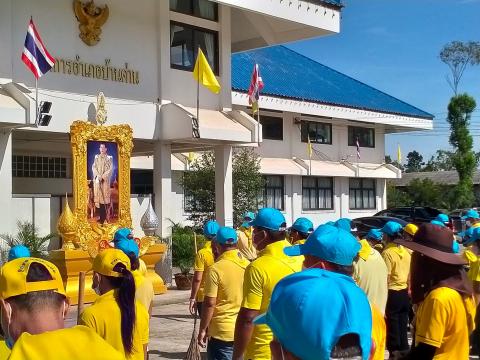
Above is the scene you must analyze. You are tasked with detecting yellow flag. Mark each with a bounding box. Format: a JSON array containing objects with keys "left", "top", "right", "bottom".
[
  {"left": 193, "top": 49, "right": 221, "bottom": 94},
  {"left": 307, "top": 135, "right": 313, "bottom": 159},
  {"left": 397, "top": 143, "right": 402, "bottom": 163},
  {"left": 187, "top": 152, "right": 195, "bottom": 163}
]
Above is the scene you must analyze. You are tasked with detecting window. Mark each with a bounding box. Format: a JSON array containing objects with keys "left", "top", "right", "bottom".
[
  {"left": 12, "top": 155, "right": 67, "bottom": 178},
  {"left": 170, "top": 22, "right": 219, "bottom": 74},
  {"left": 260, "top": 175, "right": 284, "bottom": 211},
  {"left": 348, "top": 126, "right": 375, "bottom": 148},
  {"left": 349, "top": 178, "right": 376, "bottom": 210},
  {"left": 131, "top": 170, "right": 153, "bottom": 195},
  {"left": 260, "top": 115, "right": 283, "bottom": 140},
  {"left": 302, "top": 177, "right": 333, "bottom": 210},
  {"left": 301, "top": 121, "right": 332, "bottom": 144},
  {"left": 170, "top": 0, "right": 218, "bottom": 21}
]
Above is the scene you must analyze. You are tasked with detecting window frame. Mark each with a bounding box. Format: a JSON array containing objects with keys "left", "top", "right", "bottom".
[
  {"left": 300, "top": 120, "right": 332, "bottom": 145},
  {"left": 348, "top": 126, "right": 375, "bottom": 148},
  {"left": 349, "top": 178, "right": 376, "bottom": 210},
  {"left": 259, "top": 115, "right": 283, "bottom": 141},
  {"left": 12, "top": 155, "right": 67, "bottom": 179},
  {"left": 260, "top": 175, "right": 285, "bottom": 211},
  {"left": 170, "top": 21, "right": 220, "bottom": 75},
  {"left": 169, "top": 0, "right": 219, "bottom": 22},
  {"left": 302, "top": 176, "right": 334, "bottom": 211}
]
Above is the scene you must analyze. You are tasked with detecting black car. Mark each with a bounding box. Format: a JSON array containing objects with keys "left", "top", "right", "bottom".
[
  {"left": 352, "top": 216, "right": 408, "bottom": 239},
  {"left": 374, "top": 207, "right": 442, "bottom": 225}
]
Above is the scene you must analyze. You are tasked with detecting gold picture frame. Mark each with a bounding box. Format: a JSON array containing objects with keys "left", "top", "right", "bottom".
[{"left": 70, "top": 120, "right": 133, "bottom": 257}]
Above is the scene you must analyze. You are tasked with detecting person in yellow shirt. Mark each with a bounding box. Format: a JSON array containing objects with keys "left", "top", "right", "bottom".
[
  {"left": 197, "top": 226, "right": 250, "bottom": 359},
  {"left": 0, "top": 257, "right": 123, "bottom": 360},
  {"left": 353, "top": 228, "right": 388, "bottom": 315},
  {"left": 380, "top": 221, "right": 410, "bottom": 357},
  {"left": 396, "top": 223, "right": 475, "bottom": 359},
  {"left": 79, "top": 249, "right": 150, "bottom": 360},
  {"left": 284, "top": 224, "right": 386, "bottom": 360},
  {"left": 114, "top": 231, "right": 155, "bottom": 316},
  {"left": 462, "top": 209, "right": 480, "bottom": 229},
  {"left": 237, "top": 211, "right": 257, "bottom": 261},
  {"left": 189, "top": 220, "right": 218, "bottom": 316},
  {"left": 233, "top": 208, "right": 303, "bottom": 360},
  {"left": 288, "top": 217, "right": 314, "bottom": 245},
  {"left": 403, "top": 223, "right": 418, "bottom": 242}
]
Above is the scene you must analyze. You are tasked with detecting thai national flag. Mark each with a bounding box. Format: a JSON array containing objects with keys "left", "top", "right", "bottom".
[
  {"left": 21, "top": 19, "right": 55, "bottom": 79},
  {"left": 248, "top": 64, "right": 264, "bottom": 114}
]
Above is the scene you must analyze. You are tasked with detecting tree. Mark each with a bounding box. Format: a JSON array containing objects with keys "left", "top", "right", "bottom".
[
  {"left": 423, "top": 150, "right": 455, "bottom": 172},
  {"left": 386, "top": 181, "right": 411, "bottom": 208},
  {"left": 385, "top": 155, "right": 404, "bottom": 172},
  {"left": 447, "top": 94, "right": 477, "bottom": 208},
  {"left": 404, "top": 151, "right": 424, "bottom": 173},
  {"left": 181, "top": 148, "right": 264, "bottom": 228},
  {"left": 439, "top": 41, "right": 480, "bottom": 94}
]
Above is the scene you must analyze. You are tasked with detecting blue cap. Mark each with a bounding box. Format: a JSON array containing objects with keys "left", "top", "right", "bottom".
[
  {"left": 115, "top": 239, "right": 139, "bottom": 258},
  {"left": 254, "top": 269, "right": 372, "bottom": 360},
  {"left": 435, "top": 213, "right": 449, "bottom": 224},
  {"left": 203, "top": 220, "right": 220, "bottom": 239},
  {"left": 284, "top": 225, "right": 361, "bottom": 266},
  {"left": 325, "top": 221, "right": 335, "bottom": 226},
  {"left": 113, "top": 228, "right": 133, "bottom": 243},
  {"left": 243, "top": 211, "right": 255, "bottom": 221},
  {"left": 462, "top": 227, "right": 480, "bottom": 246},
  {"left": 365, "top": 228, "right": 383, "bottom": 242},
  {"left": 462, "top": 209, "right": 480, "bottom": 220},
  {"left": 249, "top": 208, "right": 286, "bottom": 231},
  {"left": 334, "top": 218, "right": 352, "bottom": 232},
  {"left": 381, "top": 221, "right": 403, "bottom": 236},
  {"left": 291, "top": 217, "right": 314, "bottom": 235},
  {"left": 431, "top": 220, "right": 446, "bottom": 227},
  {"left": 8, "top": 245, "right": 31, "bottom": 261},
  {"left": 215, "top": 227, "right": 238, "bottom": 245}
]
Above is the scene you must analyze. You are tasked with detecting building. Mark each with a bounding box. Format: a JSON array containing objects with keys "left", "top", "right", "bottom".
[
  {"left": 0, "top": 1, "right": 434, "bottom": 248},
  {"left": 0, "top": 0, "right": 344, "bottom": 246}
]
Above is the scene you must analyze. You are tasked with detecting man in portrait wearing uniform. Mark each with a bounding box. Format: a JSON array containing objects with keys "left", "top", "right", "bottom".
[{"left": 92, "top": 143, "right": 113, "bottom": 224}]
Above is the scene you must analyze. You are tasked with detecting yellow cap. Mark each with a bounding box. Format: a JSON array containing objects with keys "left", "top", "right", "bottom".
[
  {"left": 0, "top": 257, "right": 66, "bottom": 299},
  {"left": 404, "top": 223, "right": 419, "bottom": 236},
  {"left": 93, "top": 249, "right": 131, "bottom": 278}
]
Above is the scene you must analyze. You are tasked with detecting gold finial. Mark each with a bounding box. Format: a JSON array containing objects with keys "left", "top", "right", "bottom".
[
  {"left": 96, "top": 92, "right": 107, "bottom": 125},
  {"left": 57, "top": 195, "right": 78, "bottom": 250}
]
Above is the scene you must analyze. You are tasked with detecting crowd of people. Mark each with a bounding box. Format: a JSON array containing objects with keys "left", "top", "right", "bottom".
[
  {"left": 190, "top": 208, "right": 480, "bottom": 360},
  {"left": 0, "top": 208, "right": 479, "bottom": 359}
]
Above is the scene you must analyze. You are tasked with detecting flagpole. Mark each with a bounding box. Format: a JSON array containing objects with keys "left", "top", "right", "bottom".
[
  {"left": 35, "top": 77, "right": 38, "bottom": 125},
  {"left": 196, "top": 49, "right": 200, "bottom": 128}
]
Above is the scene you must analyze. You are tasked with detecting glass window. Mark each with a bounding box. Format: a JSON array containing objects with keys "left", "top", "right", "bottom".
[
  {"left": 348, "top": 126, "right": 375, "bottom": 148},
  {"left": 170, "top": 22, "right": 219, "bottom": 74},
  {"left": 349, "top": 178, "right": 376, "bottom": 210},
  {"left": 260, "top": 115, "right": 283, "bottom": 140},
  {"left": 300, "top": 121, "right": 332, "bottom": 144},
  {"left": 12, "top": 155, "right": 67, "bottom": 178},
  {"left": 170, "top": 0, "right": 218, "bottom": 21},
  {"left": 260, "top": 175, "right": 284, "bottom": 211},
  {"left": 302, "top": 177, "right": 334, "bottom": 210}
]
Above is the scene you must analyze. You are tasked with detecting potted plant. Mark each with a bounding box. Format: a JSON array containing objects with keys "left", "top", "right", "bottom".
[{"left": 171, "top": 223, "right": 197, "bottom": 290}]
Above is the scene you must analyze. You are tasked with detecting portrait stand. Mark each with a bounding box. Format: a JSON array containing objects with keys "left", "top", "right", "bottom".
[{"left": 50, "top": 93, "right": 167, "bottom": 304}]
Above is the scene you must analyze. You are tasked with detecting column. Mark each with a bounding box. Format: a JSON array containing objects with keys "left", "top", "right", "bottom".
[
  {"left": 153, "top": 142, "right": 172, "bottom": 285},
  {"left": 0, "top": 130, "right": 12, "bottom": 233},
  {"left": 215, "top": 145, "right": 233, "bottom": 226}
]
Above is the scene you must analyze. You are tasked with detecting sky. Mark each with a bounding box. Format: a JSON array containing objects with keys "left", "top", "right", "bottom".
[{"left": 287, "top": 0, "right": 480, "bottom": 163}]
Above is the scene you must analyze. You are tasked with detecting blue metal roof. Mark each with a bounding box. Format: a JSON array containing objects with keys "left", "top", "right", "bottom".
[{"left": 231, "top": 46, "right": 434, "bottom": 119}]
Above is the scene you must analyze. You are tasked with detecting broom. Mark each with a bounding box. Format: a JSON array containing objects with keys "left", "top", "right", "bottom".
[{"left": 184, "top": 313, "right": 202, "bottom": 360}]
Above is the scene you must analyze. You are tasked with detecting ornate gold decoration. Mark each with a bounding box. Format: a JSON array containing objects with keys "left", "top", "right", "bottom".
[
  {"left": 57, "top": 195, "right": 78, "bottom": 250},
  {"left": 96, "top": 92, "right": 107, "bottom": 125},
  {"left": 74, "top": 0, "right": 109, "bottom": 46},
  {"left": 70, "top": 119, "right": 133, "bottom": 258}
]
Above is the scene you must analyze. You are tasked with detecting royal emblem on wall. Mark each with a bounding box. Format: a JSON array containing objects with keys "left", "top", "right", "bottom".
[{"left": 74, "top": 0, "right": 109, "bottom": 46}]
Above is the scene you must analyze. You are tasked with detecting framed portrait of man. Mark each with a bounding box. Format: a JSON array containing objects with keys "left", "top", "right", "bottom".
[{"left": 69, "top": 120, "right": 133, "bottom": 254}]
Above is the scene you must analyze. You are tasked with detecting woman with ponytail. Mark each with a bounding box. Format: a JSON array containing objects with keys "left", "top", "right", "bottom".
[{"left": 80, "top": 249, "right": 149, "bottom": 360}]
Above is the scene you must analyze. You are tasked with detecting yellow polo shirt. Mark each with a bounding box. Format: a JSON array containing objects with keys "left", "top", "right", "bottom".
[
  {"left": 79, "top": 290, "right": 150, "bottom": 360},
  {"left": 237, "top": 227, "right": 257, "bottom": 261},
  {"left": 354, "top": 240, "right": 389, "bottom": 315},
  {"left": 462, "top": 249, "right": 480, "bottom": 282},
  {"left": 8, "top": 325, "right": 124, "bottom": 360},
  {"left": 133, "top": 269, "right": 154, "bottom": 313},
  {"left": 194, "top": 241, "right": 215, "bottom": 302},
  {"left": 204, "top": 249, "right": 250, "bottom": 341},
  {"left": 242, "top": 239, "right": 303, "bottom": 360},
  {"left": 415, "top": 287, "right": 475, "bottom": 359},
  {"left": 382, "top": 243, "right": 411, "bottom": 291},
  {"left": 371, "top": 304, "right": 387, "bottom": 360},
  {"left": 0, "top": 339, "right": 9, "bottom": 360}
]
